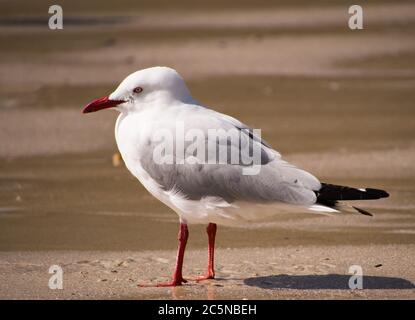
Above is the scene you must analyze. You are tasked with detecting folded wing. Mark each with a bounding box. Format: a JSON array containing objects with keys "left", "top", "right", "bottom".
[{"left": 139, "top": 106, "right": 321, "bottom": 206}]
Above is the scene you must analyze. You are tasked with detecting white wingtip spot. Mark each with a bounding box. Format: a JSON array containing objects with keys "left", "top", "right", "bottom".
[
  {"left": 358, "top": 188, "right": 366, "bottom": 192},
  {"left": 309, "top": 205, "right": 339, "bottom": 213}
]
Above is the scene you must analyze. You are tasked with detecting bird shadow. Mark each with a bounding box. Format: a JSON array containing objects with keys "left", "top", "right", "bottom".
[{"left": 244, "top": 274, "right": 415, "bottom": 290}]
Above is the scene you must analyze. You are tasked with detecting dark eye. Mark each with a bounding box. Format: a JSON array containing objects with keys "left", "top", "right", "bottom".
[{"left": 133, "top": 87, "right": 143, "bottom": 93}]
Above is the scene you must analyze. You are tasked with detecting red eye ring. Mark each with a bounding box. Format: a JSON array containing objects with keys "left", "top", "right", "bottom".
[{"left": 133, "top": 87, "right": 143, "bottom": 93}]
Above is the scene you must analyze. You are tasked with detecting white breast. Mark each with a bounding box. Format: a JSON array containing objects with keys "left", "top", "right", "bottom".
[{"left": 115, "top": 112, "right": 164, "bottom": 196}]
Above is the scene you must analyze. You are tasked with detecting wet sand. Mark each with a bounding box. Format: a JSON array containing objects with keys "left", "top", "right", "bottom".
[{"left": 0, "top": 1, "right": 414, "bottom": 299}]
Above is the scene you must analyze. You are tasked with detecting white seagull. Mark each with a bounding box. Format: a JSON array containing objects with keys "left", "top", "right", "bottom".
[{"left": 83, "top": 66, "right": 389, "bottom": 286}]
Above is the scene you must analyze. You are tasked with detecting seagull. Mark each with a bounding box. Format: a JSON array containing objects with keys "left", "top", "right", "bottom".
[{"left": 83, "top": 66, "right": 389, "bottom": 287}]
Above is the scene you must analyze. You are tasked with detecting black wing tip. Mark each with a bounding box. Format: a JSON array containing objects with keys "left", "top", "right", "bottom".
[
  {"left": 366, "top": 188, "right": 389, "bottom": 199},
  {"left": 318, "top": 183, "right": 389, "bottom": 201}
]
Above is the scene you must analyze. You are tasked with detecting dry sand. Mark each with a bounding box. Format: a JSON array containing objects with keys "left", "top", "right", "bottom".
[
  {"left": 1, "top": 246, "right": 414, "bottom": 299},
  {"left": 0, "top": 2, "right": 414, "bottom": 299}
]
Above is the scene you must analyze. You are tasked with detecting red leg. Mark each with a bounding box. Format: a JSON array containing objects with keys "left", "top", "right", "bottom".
[
  {"left": 195, "top": 223, "right": 217, "bottom": 281},
  {"left": 139, "top": 223, "right": 189, "bottom": 287}
]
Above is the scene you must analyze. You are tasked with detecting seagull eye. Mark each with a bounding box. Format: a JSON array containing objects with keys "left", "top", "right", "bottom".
[{"left": 133, "top": 87, "right": 143, "bottom": 94}]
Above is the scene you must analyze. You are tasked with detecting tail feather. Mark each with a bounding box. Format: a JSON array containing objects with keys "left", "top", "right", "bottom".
[{"left": 315, "top": 183, "right": 389, "bottom": 216}]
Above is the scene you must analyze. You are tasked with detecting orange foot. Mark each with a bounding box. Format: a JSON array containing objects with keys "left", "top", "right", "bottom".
[
  {"left": 138, "top": 278, "right": 188, "bottom": 287},
  {"left": 190, "top": 272, "right": 215, "bottom": 282}
]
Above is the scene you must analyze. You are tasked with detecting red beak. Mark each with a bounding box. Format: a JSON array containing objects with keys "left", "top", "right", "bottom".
[{"left": 82, "top": 96, "right": 125, "bottom": 113}]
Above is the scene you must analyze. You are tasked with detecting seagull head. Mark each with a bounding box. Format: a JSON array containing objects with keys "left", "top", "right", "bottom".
[{"left": 83, "top": 66, "right": 192, "bottom": 114}]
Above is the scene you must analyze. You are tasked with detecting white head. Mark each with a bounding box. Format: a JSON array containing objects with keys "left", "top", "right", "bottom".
[{"left": 83, "top": 66, "right": 192, "bottom": 114}]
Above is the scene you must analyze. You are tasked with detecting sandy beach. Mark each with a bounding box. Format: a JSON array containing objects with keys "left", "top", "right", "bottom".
[
  {"left": 0, "top": 1, "right": 414, "bottom": 299},
  {"left": 1, "top": 245, "right": 414, "bottom": 299}
]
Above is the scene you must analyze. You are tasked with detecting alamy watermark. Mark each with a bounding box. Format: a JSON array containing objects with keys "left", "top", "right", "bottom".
[
  {"left": 48, "top": 5, "right": 63, "bottom": 30},
  {"left": 348, "top": 265, "right": 363, "bottom": 289},
  {"left": 348, "top": 5, "right": 364, "bottom": 30},
  {"left": 48, "top": 265, "right": 63, "bottom": 290},
  {"left": 47, "top": 5, "right": 365, "bottom": 31},
  {"left": 150, "top": 123, "right": 263, "bottom": 175}
]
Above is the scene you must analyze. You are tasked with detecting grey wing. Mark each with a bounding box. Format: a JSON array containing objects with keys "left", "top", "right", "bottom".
[{"left": 140, "top": 111, "right": 321, "bottom": 206}]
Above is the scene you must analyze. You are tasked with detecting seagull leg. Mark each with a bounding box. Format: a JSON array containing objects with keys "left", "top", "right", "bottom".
[
  {"left": 139, "top": 223, "right": 189, "bottom": 287},
  {"left": 194, "top": 223, "right": 217, "bottom": 281}
]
